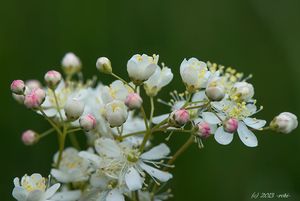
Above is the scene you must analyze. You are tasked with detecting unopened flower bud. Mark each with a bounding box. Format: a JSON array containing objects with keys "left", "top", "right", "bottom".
[
  {"left": 104, "top": 100, "right": 128, "bottom": 127},
  {"left": 61, "top": 52, "right": 81, "bottom": 75},
  {"left": 96, "top": 57, "right": 112, "bottom": 74},
  {"left": 197, "top": 122, "right": 212, "bottom": 138},
  {"left": 24, "top": 88, "right": 46, "bottom": 109},
  {"left": 64, "top": 98, "right": 85, "bottom": 121},
  {"left": 21, "top": 130, "right": 38, "bottom": 145},
  {"left": 206, "top": 78, "right": 225, "bottom": 101},
  {"left": 44, "top": 70, "right": 62, "bottom": 89},
  {"left": 10, "top": 80, "right": 25, "bottom": 95},
  {"left": 80, "top": 114, "right": 97, "bottom": 132},
  {"left": 270, "top": 112, "right": 298, "bottom": 134},
  {"left": 169, "top": 109, "right": 190, "bottom": 127},
  {"left": 12, "top": 93, "right": 25, "bottom": 104},
  {"left": 125, "top": 93, "right": 143, "bottom": 110},
  {"left": 231, "top": 82, "right": 254, "bottom": 102},
  {"left": 223, "top": 118, "right": 238, "bottom": 133}
]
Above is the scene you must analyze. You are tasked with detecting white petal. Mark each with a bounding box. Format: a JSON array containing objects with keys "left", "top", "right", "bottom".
[
  {"left": 152, "top": 114, "right": 169, "bottom": 124},
  {"left": 106, "top": 189, "right": 124, "bottom": 201},
  {"left": 12, "top": 186, "right": 27, "bottom": 200},
  {"left": 45, "top": 183, "right": 60, "bottom": 198},
  {"left": 139, "top": 162, "right": 172, "bottom": 182},
  {"left": 192, "top": 91, "right": 207, "bottom": 102},
  {"left": 141, "top": 143, "right": 170, "bottom": 160},
  {"left": 237, "top": 121, "right": 258, "bottom": 147},
  {"left": 243, "top": 118, "right": 266, "bottom": 129},
  {"left": 27, "top": 190, "right": 44, "bottom": 201},
  {"left": 125, "top": 167, "right": 143, "bottom": 191},
  {"left": 50, "top": 190, "right": 81, "bottom": 201},
  {"left": 78, "top": 151, "right": 102, "bottom": 167},
  {"left": 50, "top": 169, "right": 70, "bottom": 183},
  {"left": 95, "top": 138, "right": 122, "bottom": 158},
  {"left": 202, "top": 112, "right": 221, "bottom": 124},
  {"left": 214, "top": 126, "right": 234, "bottom": 145}
]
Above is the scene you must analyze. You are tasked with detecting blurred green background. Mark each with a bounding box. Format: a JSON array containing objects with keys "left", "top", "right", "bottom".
[{"left": 1, "top": 0, "right": 300, "bottom": 200}]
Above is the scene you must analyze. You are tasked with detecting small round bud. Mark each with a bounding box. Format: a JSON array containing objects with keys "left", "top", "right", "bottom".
[
  {"left": 206, "top": 78, "right": 225, "bottom": 101},
  {"left": 12, "top": 93, "right": 25, "bottom": 104},
  {"left": 270, "top": 112, "right": 298, "bottom": 134},
  {"left": 64, "top": 98, "right": 85, "bottom": 121},
  {"left": 25, "top": 80, "right": 42, "bottom": 90},
  {"left": 125, "top": 93, "right": 143, "bottom": 110},
  {"left": 197, "top": 122, "right": 212, "bottom": 138},
  {"left": 10, "top": 80, "right": 25, "bottom": 95},
  {"left": 44, "top": 70, "right": 62, "bottom": 89},
  {"left": 96, "top": 57, "right": 112, "bottom": 74},
  {"left": 61, "top": 52, "right": 82, "bottom": 75},
  {"left": 21, "top": 130, "right": 38, "bottom": 145},
  {"left": 24, "top": 88, "right": 46, "bottom": 109},
  {"left": 223, "top": 118, "right": 238, "bottom": 133},
  {"left": 169, "top": 109, "right": 190, "bottom": 127},
  {"left": 80, "top": 114, "right": 97, "bottom": 132},
  {"left": 104, "top": 100, "right": 128, "bottom": 127},
  {"left": 231, "top": 82, "right": 254, "bottom": 102}
]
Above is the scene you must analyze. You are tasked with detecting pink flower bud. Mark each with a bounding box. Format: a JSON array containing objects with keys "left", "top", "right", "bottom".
[
  {"left": 224, "top": 118, "right": 238, "bottom": 133},
  {"left": 169, "top": 109, "right": 190, "bottom": 126},
  {"left": 10, "top": 80, "right": 25, "bottom": 94},
  {"left": 80, "top": 114, "right": 97, "bottom": 131},
  {"left": 21, "top": 130, "right": 38, "bottom": 145},
  {"left": 197, "top": 122, "right": 212, "bottom": 138},
  {"left": 125, "top": 93, "right": 143, "bottom": 110},
  {"left": 44, "top": 70, "right": 62, "bottom": 89},
  {"left": 24, "top": 88, "right": 46, "bottom": 109}
]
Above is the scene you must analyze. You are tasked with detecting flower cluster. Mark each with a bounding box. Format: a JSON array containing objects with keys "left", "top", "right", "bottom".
[{"left": 10, "top": 53, "right": 297, "bottom": 201}]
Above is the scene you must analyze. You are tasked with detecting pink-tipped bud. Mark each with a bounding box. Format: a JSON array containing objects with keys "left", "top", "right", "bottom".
[
  {"left": 64, "top": 98, "right": 85, "bottom": 121},
  {"left": 224, "top": 118, "right": 238, "bottom": 133},
  {"left": 25, "top": 80, "right": 42, "bottom": 90},
  {"left": 169, "top": 109, "right": 190, "bottom": 127},
  {"left": 125, "top": 93, "right": 143, "bottom": 110},
  {"left": 44, "top": 70, "right": 62, "bottom": 89},
  {"left": 21, "top": 130, "right": 38, "bottom": 145},
  {"left": 10, "top": 80, "right": 25, "bottom": 95},
  {"left": 197, "top": 122, "right": 212, "bottom": 138},
  {"left": 24, "top": 88, "right": 46, "bottom": 109},
  {"left": 80, "top": 114, "right": 97, "bottom": 132}
]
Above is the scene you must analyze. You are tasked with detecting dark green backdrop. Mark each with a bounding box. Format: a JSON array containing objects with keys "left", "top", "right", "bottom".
[{"left": 1, "top": 0, "right": 300, "bottom": 200}]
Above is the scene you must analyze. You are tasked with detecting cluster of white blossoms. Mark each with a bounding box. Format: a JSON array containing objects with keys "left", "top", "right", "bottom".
[{"left": 10, "top": 53, "right": 298, "bottom": 201}]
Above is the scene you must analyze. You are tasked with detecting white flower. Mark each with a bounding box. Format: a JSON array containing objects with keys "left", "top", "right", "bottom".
[
  {"left": 144, "top": 66, "right": 173, "bottom": 96},
  {"left": 127, "top": 54, "right": 159, "bottom": 84},
  {"left": 102, "top": 80, "right": 132, "bottom": 104},
  {"left": 79, "top": 138, "right": 172, "bottom": 195},
  {"left": 230, "top": 81, "right": 254, "bottom": 102},
  {"left": 12, "top": 173, "right": 60, "bottom": 201},
  {"left": 205, "top": 75, "right": 225, "bottom": 101},
  {"left": 104, "top": 100, "right": 128, "bottom": 127},
  {"left": 270, "top": 112, "right": 298, "bottom": 134},
  {"left": 180, "top": 58, "right": 210, "bottom": 92},
  {"left": 61, "top": 52, "right": 81, "bottom": 75},
  {"left": 51, "top": 148, "right": 91, "bottom": 183},
  {"left": 202, "top": 100, "right": 266, "bottom": 147},
  {"left": 64, "top": 98, "right": 85, "bottom": 121}
]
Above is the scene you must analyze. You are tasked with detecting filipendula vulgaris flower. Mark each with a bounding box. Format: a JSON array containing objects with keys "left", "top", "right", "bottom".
[
  {"left": 61, "top": 52, "right": 82, "bottom": 76},
  {"left": 24, "top": 88, "right": 46, "bottom": 109},
  {"left": 127, "top": 54, "right": 159, "bottom": 85},
  {"left": 202, "top": 99, "right": 266, "bottom": 147},
  {"left": 104, "top": 100, "right": 128, "bottom": 127},
  {"left": 64, "top": 98, "right": 85, "bottom": 121},
  {"left": 44, "top": 70, "right": 62, "bottom": 90},
  {"left": 144, "top": 64, "right": 173, "bottom": 96},
  {"left": 125, "top": 93, "right": 143, "bottom": 110},
  {"left": 78, "top": 138, "right": 173, "bottom": 200},
  {"left": 96, "top": 57, "right": 112, "bottom": 74},
  {"left": 270, "top": 112, "right": 298, "bottom": 134},
  {"left": 51, "top": 148, "right": 91, "bottom": 183},
  {"left": 12, "top": 173, "right": 60, "bottom": 201},
  {"left": 180, "top": 58, "right": 210, "bottom": 92},
  {"left": 102, "top": 80, "right": 133, "bottom": 104},
  {"left": 21, "top": 130, "right": 38, "bottom": 146}
]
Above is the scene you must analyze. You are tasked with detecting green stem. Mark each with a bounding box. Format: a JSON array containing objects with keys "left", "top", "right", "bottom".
[
  {"left": 121, "top": 130, "right": 146, "bottom": 139},
  {"left": 139, "top": 106, "right": 150, "bottom": 152},
  {"left": 111, "top": 73, "right": 134, "bottom": 90},
  {"left": 68, "top": 133, "right": 81, "bottom": 150},
  {"left": 56, "top": 124, "right": 68, "bottom": 168},
  {"left": 149, "top": 97, "right": 154, "bottom": 126},
  {"left": 52, "top": 89, "right": 63, "bottom": 122},
  {"left": 38, "top": 128, "right": 55, "bottom": 139},
  {"left": 66, "top": 127, "right": 82, "bottom": 133},
  {"left": 39, "top": 108, "right": 62, "bottom": 135}
]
